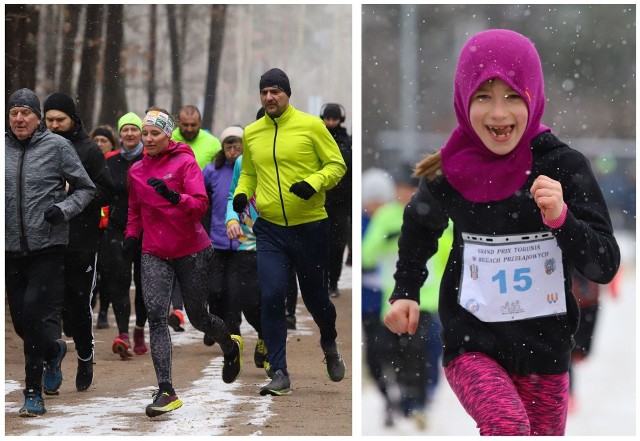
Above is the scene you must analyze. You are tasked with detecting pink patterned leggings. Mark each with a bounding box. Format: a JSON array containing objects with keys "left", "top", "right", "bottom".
[{"left": 444, "top": 352, "right": 569, "bottom": 436}]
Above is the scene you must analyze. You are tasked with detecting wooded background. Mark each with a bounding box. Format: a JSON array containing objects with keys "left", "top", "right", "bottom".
[{"left": 5, "top": 4, "right": 352, "bottom": 136}]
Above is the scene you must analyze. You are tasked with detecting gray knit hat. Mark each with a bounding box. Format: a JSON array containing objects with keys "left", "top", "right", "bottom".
[{"left": 7, "top": 88, "right": 42, "bottom": 119}]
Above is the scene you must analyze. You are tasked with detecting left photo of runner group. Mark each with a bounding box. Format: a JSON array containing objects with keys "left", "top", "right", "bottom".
[{"left": 5, "top": 4, "right": 353, "bottom": 435}]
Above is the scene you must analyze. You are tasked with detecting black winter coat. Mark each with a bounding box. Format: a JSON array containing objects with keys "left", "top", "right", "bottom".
[
  {"left": 64, "top": 124, "right": 114, "bottom": 252},
  {"left": 391, "top": 132, "right": 620, "bottom": 375}
]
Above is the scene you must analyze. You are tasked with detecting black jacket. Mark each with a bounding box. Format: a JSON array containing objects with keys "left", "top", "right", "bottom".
[
  {"left": 325, "top": 125, "right": 352, "bottom": 210},
  {"left": 63, "top": 124, "right": 114, "bottom": 252},
  {"left": 106, "top": 148, "right": 144, "bottom": 233},
  {"left": 391, "top": 132, "right": 620, "bottom": 375}
]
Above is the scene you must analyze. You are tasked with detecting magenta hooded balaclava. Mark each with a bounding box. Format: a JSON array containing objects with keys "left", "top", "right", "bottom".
[{"left": 440, "top": 29, "right": 549, "bottom": 203}]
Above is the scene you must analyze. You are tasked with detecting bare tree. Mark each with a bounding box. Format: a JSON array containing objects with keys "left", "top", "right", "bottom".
[
  {"left": 202, "top": 5, "right": 227, "bottom": 131},
  {"left": 76, "top": 5, "right": 104, "bottom": 126},
  {"left": 147, "top": 4, "right": 157, "bottom": 108},
  {"left": 98, "top": 4, "right": 127, "bottom": 127},
  {"left": 58, "top": 5, "right": 81, "bottom": 95},
  {"left": 5, "top": 4, "right": 39, "bottom": 101},
  {"left": 166, "top": 4, "right": 182, "bottom": 114},
  {"left": 40, "top": 5, "right": 60, "bottom": 94}
]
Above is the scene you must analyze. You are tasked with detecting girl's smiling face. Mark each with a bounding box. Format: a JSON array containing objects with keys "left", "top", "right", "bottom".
[{"left": 469, "top": 78, "right": 529, "bottom": 156}]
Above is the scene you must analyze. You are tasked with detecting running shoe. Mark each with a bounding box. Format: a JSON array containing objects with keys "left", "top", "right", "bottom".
[
  {"left": 145, "top": 390, "right": 183, "bottom": 418},
  {"left": 112, "top": 333, "right": 133, "bottom": 359},
  {"left": 203, "top": 334, "right": 216, "bottom": 347},
  {"left": 286, "top": 314, "right": 296, "bottom": 330},
  {"left": 222, "top": 334, "right": 243, "bottom": 383},
  {"left": 168, "top": 310, "right": 185, "bottom": 332},
  {"left": 264, "top": 360, "right": 274, "bottom": 379},
  {"left": 259, "top": 369, "right": 291, "bottom": 396},
  {"left": 19, "top": 389, "right": 46, "bottom": 417},
  {"left": 133, "top": 326, "right": 148, "bottom": 355},
  {"left": 96, "top": 311, "right": 110, "bottom": 329},
  {"left": 43, "top": 339, "right": 67, "bottom": 395},
  {"left": 254, "top": 338, "right": 267, "bottom": 368},
  {"left": 329, "top": 287, "right": 341, "bottom": 298},
  {"left": 321, "top": 340, "right": 345, "bottom": 382},
  {"left": 76, "top": 353, "right": 94, "bottom": 391}
]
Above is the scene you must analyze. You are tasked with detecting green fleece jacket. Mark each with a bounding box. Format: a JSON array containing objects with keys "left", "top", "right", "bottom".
[
  {"left": 171, "top": 128, "right": 221, "bottom": 170},
  {"left": 361, "top": 200, "right": 453, "bottom": 315},
  {"left": 234, "top": 105, "right": 346, "bottom": 226}
]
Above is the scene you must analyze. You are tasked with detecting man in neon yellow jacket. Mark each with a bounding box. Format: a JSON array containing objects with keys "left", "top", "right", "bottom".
[{"left": 233, "top": 68, "right": 347, "bottom": 396}]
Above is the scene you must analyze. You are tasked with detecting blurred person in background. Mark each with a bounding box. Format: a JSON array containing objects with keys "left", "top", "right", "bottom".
[
  {"left": 363, "top": 164, "right": 451, "bottom": 429},
  {"left": 90, "top": 125, "right": 119, "bottom": 155},
  {"left": 103, "top": 112, "right": 149, "bottom": 358},
  {"left": 360, "top": 167, "right": 396, "bottom": 426},
  {"left": 568, "top": 268, "right": 621, "bottom": 413},
  {"left": 89, "top": 124, "right": 120, "bottom": 330},
  {"left": 202, "top": 126, "right": 246, "bottom": 344},
  {"left": 321, "top": 103, "right": 352, "bottom": 298}
]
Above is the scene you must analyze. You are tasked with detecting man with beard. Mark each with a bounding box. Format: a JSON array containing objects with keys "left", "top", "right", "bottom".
[
  {"left": 43, "top": 92, "right": 114, "bottom": 393},
  {"left": 171, "top": 105, "right": 222, "bottom": 170}
]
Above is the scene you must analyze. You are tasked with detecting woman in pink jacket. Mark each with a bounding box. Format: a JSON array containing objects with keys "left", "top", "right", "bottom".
[{"left": 124, "top": 107, "right": 243, "bottom": 418}]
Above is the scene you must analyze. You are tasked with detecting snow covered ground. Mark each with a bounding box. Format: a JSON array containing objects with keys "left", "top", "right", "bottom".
[{"left": 361, "top": 230, "right": 636, "bottom": 436}]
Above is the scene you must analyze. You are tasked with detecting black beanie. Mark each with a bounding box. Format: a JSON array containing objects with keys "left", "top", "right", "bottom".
[
  {"left": 321, "top": 103, "right": 344, "bottom": 120},
  {"left": 43, "top": 92, "right": 81, "bottom": 123},
  {"left": 7, "top": 88, "right": 42, "bottom": 119},
  {"left": 259, "top": 68, "right": 291, "bottom": 97}
]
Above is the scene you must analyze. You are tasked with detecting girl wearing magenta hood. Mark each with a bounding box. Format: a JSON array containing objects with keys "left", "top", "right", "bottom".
[
  {"left": 383, "top": 30, "right": 620, "bottom": 435},
  {"left": 125, "top": 107, "right": 243, "bottom": 418}
]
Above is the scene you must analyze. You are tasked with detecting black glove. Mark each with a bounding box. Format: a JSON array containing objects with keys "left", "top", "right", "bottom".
[
  {"left": 121, "top": 237, "right": 138, "bottom": 260},
  {"left": 233, "top": 193, "right": 248, "bottom": 213},
  {"left": 44, "top": 206, "right": 65, "bottom": 224},
  {"left": 147, "top": 178, "right": 180, "bottom": 205},
  {"left": 289, "top": 181, "right": 316, "bottom": 200}
]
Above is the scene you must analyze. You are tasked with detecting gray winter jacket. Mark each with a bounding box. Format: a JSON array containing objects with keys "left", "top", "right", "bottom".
[{"left": 5, "top": 125, "right": 96, "bottom": 254}]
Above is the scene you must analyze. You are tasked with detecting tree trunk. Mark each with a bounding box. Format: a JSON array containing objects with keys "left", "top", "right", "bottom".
[
  {"left": 98, "top": 4, "right": 127, "bottom": 127},
  {"left": 202, "top": 5, "right": 227, "bottom": 131},
  {"left": 58, "top": 4, "right": 81, "bottom": 95},
  {"left": 40, "top": 4, "right": 59, "bottom": 95},
  {"left": 166, "top": 4, "right": 182, "bottom": 115},
  {"left": 147, "top": 4, "right": 157, "bottom": 108},
  {"left": 5, "top": 4, "right": 39, "bottom": 101},
  {"left": 76, "top": 4, "right": 104, "bottom": 127}
]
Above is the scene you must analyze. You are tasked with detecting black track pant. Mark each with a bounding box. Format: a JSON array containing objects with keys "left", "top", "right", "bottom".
[{"left": 6, "top": 251, "right": 65, "bottom": 393}]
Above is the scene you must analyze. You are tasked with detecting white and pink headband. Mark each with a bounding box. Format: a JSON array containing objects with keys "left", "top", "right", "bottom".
[{"left": 142, "top": 110, "right": 175, "bottom": 138}]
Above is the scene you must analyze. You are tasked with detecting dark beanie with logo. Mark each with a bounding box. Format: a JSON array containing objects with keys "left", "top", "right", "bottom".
[
  {"left": 7, "top": 88, "right": 42, "bottom": 119},
  {"left": 259, "top": 68, "right": 291, "bottom": 97},
  {"left": 43, "top": 92, "right": 82, "bottom": 124}
]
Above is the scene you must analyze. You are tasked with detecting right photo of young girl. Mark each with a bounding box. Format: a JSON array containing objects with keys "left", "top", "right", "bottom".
[{"left": 361, "top": 4, "right": 635, "bottom": 436}]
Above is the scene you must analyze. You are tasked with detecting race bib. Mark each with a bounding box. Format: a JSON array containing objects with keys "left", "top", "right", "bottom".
[{"left": 459, "top": 232, "right": 566, "bottom": 322}]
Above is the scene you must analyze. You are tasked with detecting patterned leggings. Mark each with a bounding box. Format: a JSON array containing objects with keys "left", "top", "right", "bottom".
[
  {"left": 444, "top": 352, "right": 569, "bottom": 436},
  {"left": 141, "top": 246, "right": 233, "bottom": 387}
]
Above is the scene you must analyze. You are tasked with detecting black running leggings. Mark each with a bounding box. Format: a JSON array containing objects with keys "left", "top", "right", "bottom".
[{"left": 141, "top": 246, "right": 233, "bottom": 386}]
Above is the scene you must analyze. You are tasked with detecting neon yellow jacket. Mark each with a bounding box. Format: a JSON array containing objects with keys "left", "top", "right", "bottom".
[
  {"left": 171, "top": 128, "right": 221, "bottom": 170},
  {"left": 234, "top": 105, "right": 346, "bottom": 226}
]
